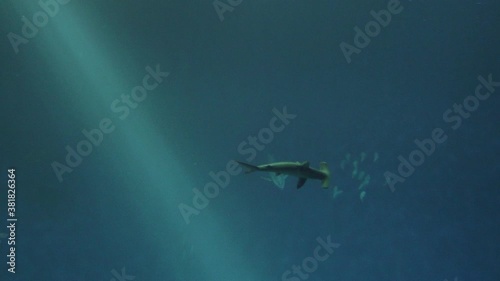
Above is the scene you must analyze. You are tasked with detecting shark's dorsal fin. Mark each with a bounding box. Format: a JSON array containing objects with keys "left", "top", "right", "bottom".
[
  {"left": 301, "top": 161, "right": 310, "bottom": 167},
  {"left": 296, "top": 178, "right": 307, "bottom": 189}
]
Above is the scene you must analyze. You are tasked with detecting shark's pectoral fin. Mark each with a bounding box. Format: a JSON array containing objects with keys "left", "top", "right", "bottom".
[{"left": 296, "top": 178, "right": 307, "bottom": 189}]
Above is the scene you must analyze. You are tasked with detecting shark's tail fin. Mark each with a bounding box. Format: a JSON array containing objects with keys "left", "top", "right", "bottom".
[
  {"left": 236, "top": 161, "right": 260, "bottom": 174},
  {"left": 319, "top": 162, "right": 331, "bottom": 188}
]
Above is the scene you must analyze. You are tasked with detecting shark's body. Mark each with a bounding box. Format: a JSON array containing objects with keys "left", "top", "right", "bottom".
[{"left": 236, "top": 161, "right": 331, "bottom": 189}]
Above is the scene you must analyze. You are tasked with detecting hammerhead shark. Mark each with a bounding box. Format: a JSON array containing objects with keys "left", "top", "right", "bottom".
[{"left": 236, "top": 161, "right": 331, "bottom": 189}]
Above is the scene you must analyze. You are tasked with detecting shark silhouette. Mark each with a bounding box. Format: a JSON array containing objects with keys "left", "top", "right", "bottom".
[{"left": 236, "top": 161, "right": 331, "bottom": 189}]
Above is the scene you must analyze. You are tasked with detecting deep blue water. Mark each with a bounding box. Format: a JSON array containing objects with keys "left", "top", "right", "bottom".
[{"left": 1, "top": 1, "right": 499, "bottom": 281}]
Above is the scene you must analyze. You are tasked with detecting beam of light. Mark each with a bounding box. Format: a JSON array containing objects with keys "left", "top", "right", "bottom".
[
  {"left": 11, "top": 2, "right": 268, "bottom": 280},
  {"left": 121, "top": 123, "right": 261, "bottom": 280}
]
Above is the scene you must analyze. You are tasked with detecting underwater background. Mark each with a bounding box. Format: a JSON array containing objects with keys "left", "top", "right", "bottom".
[{"left": 1, "top": 0, "right": 499, "bottom": 280}]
